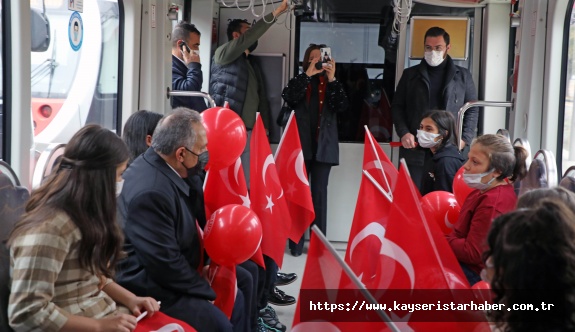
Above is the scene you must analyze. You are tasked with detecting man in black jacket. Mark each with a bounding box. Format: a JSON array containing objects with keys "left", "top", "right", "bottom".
[
  {"left": 392, "top": 27, "right": 478, "bottom": 191},
  {"left": 116, "top": 109, "right": 246, "bottom": 332},
  {"left": 171, "top": 22, "right": 207, "bottom": 112}
]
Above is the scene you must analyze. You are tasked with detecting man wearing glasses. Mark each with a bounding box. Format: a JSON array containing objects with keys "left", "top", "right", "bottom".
[{"left": 391, "top": 26, "right": 478, "bottom": 192}]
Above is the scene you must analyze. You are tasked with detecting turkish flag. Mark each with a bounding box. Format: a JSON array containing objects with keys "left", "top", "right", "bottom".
[
  {"left": 344, "top": 128, "right": 397, "bottom": 289},
  {"left": 362, "top": 126, "right": 398, "bottom": 194},
  {"left": 374, "top": 161, "right": 487, "bottom": 331},
  {"left": 274, "top": 112, "right": 315, "bottom": 242},
  {"left": 135, "top": 311, "right": 197, "bottom": 332},
  {"left": 204, "top": 158, "right": 250, "bottom": 218},
  {"left": 203, "top": 158, "right": 265, "bottom": 267},
  {"left": 292, "top": 231, "right": 388, "bottom": 331},
  {"left": 208, "top": 263, "right": 237, "bottom": 319},
  {"left": 250, "top": 113, "right": 292, "bottom": 267}
]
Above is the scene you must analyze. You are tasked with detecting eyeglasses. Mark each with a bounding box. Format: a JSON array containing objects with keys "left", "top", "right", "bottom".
[
  {"left": 309, "top": 43, "right": 326, "bottom": 48},
  {"left": 184, "top": 147, "right": 200, "bottom": 157}
]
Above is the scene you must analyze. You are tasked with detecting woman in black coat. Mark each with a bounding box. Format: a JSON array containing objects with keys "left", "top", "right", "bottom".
[
  {"left": 281, "top": 43, "right": 348, "bottom": 256},
  {"left": 418, "top": 110, "right": 465, "bottom": 195}
]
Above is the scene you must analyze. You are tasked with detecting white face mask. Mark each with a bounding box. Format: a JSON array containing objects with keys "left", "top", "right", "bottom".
[
  {"left": 116, "top": 179, "right": 124, "bottom": 197},
  {"left": 417, "top": 130, "right": 442, "bottom": 148},
  {"left": 424, "top": 50, "right": 445, "bottom": 67},
  {"left": 463, "top": 168, "right": 496, "bottom": 191}
]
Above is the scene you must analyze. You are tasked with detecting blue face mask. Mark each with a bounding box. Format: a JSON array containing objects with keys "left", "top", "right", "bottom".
[{"left": 463, "top": 168, "right": 496, "bottom": 191}]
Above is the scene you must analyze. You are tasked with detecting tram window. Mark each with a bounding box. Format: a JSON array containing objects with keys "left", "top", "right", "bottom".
[
  {"left": 30, "top": 0, "right": 121, "bottom": 152},
  {"left": 563, "top": 3, "right": 575, "bottom": 174},
  {"left": 298, "top": 22, "right": 392, "bottom": 143},
  {"left": 0, "top": 2, "right": 3, "bottom": 160}
]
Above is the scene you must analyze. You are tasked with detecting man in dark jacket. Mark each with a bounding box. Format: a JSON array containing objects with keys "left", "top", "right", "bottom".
[
  {"left": 209, "top": 0, "right": 288, "bottom": 186},
  {"left": 171, "top": 22, "right": 207, "bottom": 112},
  {"left": 209, "top": 2, "right": 296, "bottom": 331},
  {"left": 116, "top": 108, "right": 246, "bottom": 332},
  {"left": 392, "top": 27, "right": 478, "bottom": 191}
]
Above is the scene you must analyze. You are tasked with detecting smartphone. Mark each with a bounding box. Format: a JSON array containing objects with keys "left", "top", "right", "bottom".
[
  {"left": 178, "top": 40, "right": 191, "bottom": 53},
  {"left": 315, "top": 47, "right": 332, "bottom": 70}
]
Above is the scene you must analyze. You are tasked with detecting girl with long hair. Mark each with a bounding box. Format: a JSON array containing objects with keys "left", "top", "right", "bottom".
[
  {"left": 8, "top": 125, "right": 159, "bottom": 332},
  {"left": 418, "top": 110, "right": 465, "bottom": 195}
]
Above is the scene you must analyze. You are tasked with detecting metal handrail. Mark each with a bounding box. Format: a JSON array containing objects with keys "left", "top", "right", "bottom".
[
  {"left": 166, "top": 89, "right": 216, "bottom": 108},
  {"left": 457, "top": 100, "right": 513, "bottom": 151}
]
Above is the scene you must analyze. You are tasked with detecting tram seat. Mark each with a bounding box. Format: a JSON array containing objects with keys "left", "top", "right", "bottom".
[
  {"left": 32, "top": 143, "right": 66, "bottom": 188},
  {"left": 0, "top": 166, "right": 30, "bottom": 332},
  {"left": 512, "top": 138, "right": 532, "bottom": 196},
  {"left": 518, "top": 149, "right": 558, "bottom": 196},
  {"left": 559, "top": 166, "right": 575, "bottom": 193},
  {"left": 518, "top": 158, "right": 548, "bottom": 196}
]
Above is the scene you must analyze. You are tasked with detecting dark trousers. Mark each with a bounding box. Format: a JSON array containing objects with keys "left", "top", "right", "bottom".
[
  {"left": 238, "top": 261, "right": 259, "bottom": 330},
  {"left": 162, "top": 294, "right": 236, "bottom": 332},
  {"left": 289, "top": 160, "right": 332, "bottom": 254},
  {"left": 257, "top": 255, "right": 278, "bottom": 310},
  {"left": 399, "top": 147, "right": 427, "bottom": 192},
  {"left": 460, "top": 262, "right": 481, "bottom": 287}
]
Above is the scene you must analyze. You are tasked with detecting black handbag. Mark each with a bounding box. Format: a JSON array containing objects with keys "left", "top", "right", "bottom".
[{"left": 276, "top": 103, "right": 292, "bottom": 127}]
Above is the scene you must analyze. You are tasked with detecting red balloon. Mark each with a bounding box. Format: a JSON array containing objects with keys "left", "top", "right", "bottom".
[
  {"left": 204, "top": 204, "right": 262, "bottom": 266},
  {"left": 452, "top": 166, "right": 474, "bottom": 206},
  {"left": 471, "top": 281, "right": 492, "bottom": 303},
  {"left": 420, "top": 191, "right": 461, "bottom": 235},
  {"left": 201, "top": 107, "right": 247, "bottom": 169}
]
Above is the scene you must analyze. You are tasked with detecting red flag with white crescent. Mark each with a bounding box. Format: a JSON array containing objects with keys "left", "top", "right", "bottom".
[
  {"left": 250, "top": 113, "right": 292, "bottom": 267},
  {"left": 208, "top": 263, "right": 237, "bottom": 319},
  {"left": 203, "top": 158, "right": 265, "bottom": 267},
  {"left": 274, "top": 112, "right": 315, "bottom": 242},
  {"left": 292, "top": 231, "right": 387, "bottom": 331},
  {"left": 344, "top": 129, "right": 396, "bottom": 288}
]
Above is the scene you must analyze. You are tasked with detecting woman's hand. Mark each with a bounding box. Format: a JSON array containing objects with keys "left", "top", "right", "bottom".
[
  {"left": 97, "top": 314, "right": 137, "bottom": 332},
  {"left": 126, "top": 296, "right": 160, "bottom": 317},
  {"left": 306, "top": 58, "right": 324, "bottom": 77},
  {"left": 324, "top": 59, "right": 336, "bottom": 82}
]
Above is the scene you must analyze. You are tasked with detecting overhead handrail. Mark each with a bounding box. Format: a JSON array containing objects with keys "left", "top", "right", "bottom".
[
  {"left": 456, "top": 101, "right": 513, "bottom": 152},
  {"left": 166, "top": 89, "right": 216, "bottom": 108}
]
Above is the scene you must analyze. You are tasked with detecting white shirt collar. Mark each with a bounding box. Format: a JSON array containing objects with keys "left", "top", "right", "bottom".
[{"left": 165, "top": 160, "right": 182, "bottom": 178}]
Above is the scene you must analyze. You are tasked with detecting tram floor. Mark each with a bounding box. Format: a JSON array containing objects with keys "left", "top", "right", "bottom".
[{"left": 273, "top": 240, "right": 347, "bottom": 331}]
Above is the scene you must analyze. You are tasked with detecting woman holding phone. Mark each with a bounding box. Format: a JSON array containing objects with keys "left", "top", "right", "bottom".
[{"left": 281, "top": 43, "right": 349, "bottom": 256}]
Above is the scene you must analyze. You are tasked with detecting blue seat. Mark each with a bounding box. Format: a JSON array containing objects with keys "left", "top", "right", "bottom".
[{"left": 0, "top": 163, "right": 30, "bottom": 332}]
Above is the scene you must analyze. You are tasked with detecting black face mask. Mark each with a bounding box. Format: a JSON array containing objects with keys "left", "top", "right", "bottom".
[
  {"left": 193, "top": 151, "right": 209, "bottom": 172},
  {"left": 184, "top": 149, "right": 209, "bottom": 176},
  {"left": 248, "top": 40, "right": 258, "bottom": 53}
]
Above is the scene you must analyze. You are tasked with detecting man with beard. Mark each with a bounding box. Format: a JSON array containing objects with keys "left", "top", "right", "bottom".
[{"left": 391, "top": 26, "right": 478, "bottom": 192}]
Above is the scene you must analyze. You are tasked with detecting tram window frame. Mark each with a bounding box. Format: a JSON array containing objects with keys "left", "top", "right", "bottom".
[
  {"left": 28, "top": 0, "right": 123, "bottom": 152},
  {"left": 295, "top": 19, "right": 393, "bottom": 143},
  {"left": 559, "top": 0, "right": 575, "bottom": 176},
  {"left": 1, "top": 0, "right": 9, "bottom": 162}
]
